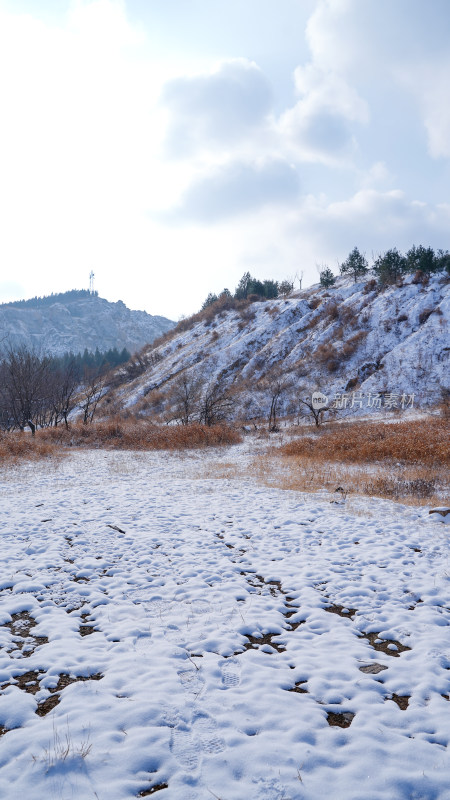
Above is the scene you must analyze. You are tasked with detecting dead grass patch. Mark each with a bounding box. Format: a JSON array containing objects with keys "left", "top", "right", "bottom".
[
  {"left": 40, "top": 420, "right": 242, "bottom": 451},
  {"left": 0, "top": 432, "right": 61, "bottom": 464},
  {"left": 246, "top": 453, "right": 448, "bottom": 506},
  {"left": 0, "top": 420, "right": 241, "bottom": 463},
  {"left": 280, "top": 419, "right": 449, "bottom": 467}
]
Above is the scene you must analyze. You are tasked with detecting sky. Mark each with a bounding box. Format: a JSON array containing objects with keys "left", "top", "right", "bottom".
[{"left": 0, "top": 0, "right": 449, "bottom": 320}]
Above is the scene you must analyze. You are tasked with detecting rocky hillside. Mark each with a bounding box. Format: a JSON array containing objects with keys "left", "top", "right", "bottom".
[
  {"left": 107, "top": 271, "right": 449, "bottom": 422},
  {"left": 0, "top": 291, "right": 174, "bottom": 356}
]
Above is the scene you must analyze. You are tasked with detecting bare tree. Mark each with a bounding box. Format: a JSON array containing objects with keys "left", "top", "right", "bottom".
[
  {"left": 78, "top": 370, "right": 105, "bottom": 424},
  {"left": 198, "top": 378, "right": 234, "bottom": 426},
  {"left": 259, "top": 369, "right": 292, "bottom": 431},
  {"left": 297, "top": 388, "right": 334, "bottom": 427},
  {"left": 49, "top": 361, "right": 79, "bottom": 428},
  {"left": 1, "top": 346, "right": 50, "bottom": 434},
  {"left": 0, "top": 359, "right": 13, "bottom": 430},
  {"left": 170, "top": 371, "right": 203, "bottom": 425}
]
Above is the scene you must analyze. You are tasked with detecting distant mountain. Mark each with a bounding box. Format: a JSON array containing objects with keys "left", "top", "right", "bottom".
[
  {"left": 108, "top": 270, "right": 449, "bottom": 419},
  {"left": 0, "top": 290, "right": 174, "bottom": 356}
]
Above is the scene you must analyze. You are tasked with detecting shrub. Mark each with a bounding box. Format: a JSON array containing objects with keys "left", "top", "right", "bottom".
[
  {"left": 324, "top": 301, "right": 339, "bottom": 320},
  {"left": 340, "top": 330, "right": 368, "bottom": 360},
  {"left": 364, "top": 278, "right": 377, "bottom": 293},
  {"left": 364, "top": 476, "right": 437, "bottom": 500},
  {"left": 234, "top": 272, "right": 280, "bottom": 300},
  {"left": 314, "top": 342, "right": 339, "bottom": 372},
  {"left": 412, "top": 270, "right": 429, "bottom": 285},
  {"left": 247, "top": 293, "right": 264, "bottom": 303},
  {"left": 279, "top": 279, "right": 294, "bottom": 296},
  {"left": 339, "top": 305, "right": 359, "bottom": 327},
  {"left": 418, "top": 308, "right": 434, "bottom": 324},
  {"left": 267, "top": 305, "right": 280, "bottom": 318}
]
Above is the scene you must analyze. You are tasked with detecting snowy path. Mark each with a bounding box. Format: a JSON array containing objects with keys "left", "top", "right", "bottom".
[{"left": 0, "top": 450, "right": 449, "bottom": 800}]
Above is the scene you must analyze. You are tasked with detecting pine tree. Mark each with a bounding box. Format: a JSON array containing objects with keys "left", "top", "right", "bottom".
[
  {"left": 263, "top": 280, "right": 279, "bottom": 299},
  {"left": 405, "top": 245, "right": 437, "bottom": 274},
  {"left": 340, "top": 247, "right": 368, "bottom": 283},
  {"left": 201, "top": 292, "right": 218, "bottom": 310},
  {"left": 372, "top": 248, "right": 406, "bottom": 284},
  {"left": 234, "top": 272, "right": 253, "bottom": 299},
  {"left": 319, "top": 268, "right": 336, "bottom": 288}
]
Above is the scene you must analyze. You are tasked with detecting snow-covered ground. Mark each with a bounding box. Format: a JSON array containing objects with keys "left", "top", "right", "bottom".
[{"left": 0, "top": 447, "right": 449, "bottom": 800}]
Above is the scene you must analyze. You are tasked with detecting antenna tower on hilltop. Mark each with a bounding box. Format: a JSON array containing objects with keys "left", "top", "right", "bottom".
[{"left": 89, "top": 270, "right": 95, "bottom": 294}]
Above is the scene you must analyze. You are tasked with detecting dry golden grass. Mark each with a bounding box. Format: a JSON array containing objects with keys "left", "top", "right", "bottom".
[
  {"left": 281, "top": 418, "right": 449, "bottom": 467},
  {"left": 250, "top": 454, "right": 447, "bottom": 506},
  {"left": 186, "top": 447, "right": 447, "bottom": 506},
  {"left": 39, "top": 419, "right": 242, "bottom": 450},
  {"left": 0, "top": 432, "right": 62, "bottom": 463},
  {"left": 269, "top": 417, "right": 450, "bottom": 505}
]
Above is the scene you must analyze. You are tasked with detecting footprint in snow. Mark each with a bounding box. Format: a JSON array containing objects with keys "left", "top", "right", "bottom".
[
  {"left": 170, "top": 727, "right": 201, "bottom": 771},
  {"left": 160, "top": 705, "right": 183, "bottom": 728},
  {"left": 163, "top": 624, "right": 182, "bottom": 642},
  {"left": 133, "top": 635, "right": 152, "bottom": 653},
  {"left": 193, "top": 712, "right": 225, "bottom": 754},
  {"left": 132, "top": 595, "right": 169, "bottom": 616},
  {"left": 189, "top": 598, "right": 211, "bottom": 615},
  {"left": 220, "top": 657, "right": 241, "bottom": 688},
  {"left": 253, "top": 776, "right": 291, "bottom": 800},
  {"left": 177, "top": 667, "right": 205, "bottom": 696}
]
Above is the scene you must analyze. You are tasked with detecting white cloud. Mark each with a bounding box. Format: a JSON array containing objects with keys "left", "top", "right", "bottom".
[
  {"left": 305, "top": 0, "right": 357, "bottom": 74},
  {"left": 165, "top": 158, "right": 300, "bottom": 223},
  {"left": 304, "top": 0, "right": 450, "bottom": 162},
  {"left": 305, "top": 0, "right": 450, "bottom": 77},
  {"left": 399, "top": 59, "right": 450, "bottom": 160},
  {"left": 279, "top": 63, "right": 368, "bottom": 164},
  {"left": 359, "top": 161, "right": 391, "bottom": 189},
  {"left": 161, "top": 59, "right": 273, "bottom": 158},
  {"left": 67, "top": 0, "right": 144, "bottom": 50}
]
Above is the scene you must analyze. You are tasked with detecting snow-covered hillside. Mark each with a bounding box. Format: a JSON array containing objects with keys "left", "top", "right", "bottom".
[
  {"left": 111, "top": 271, "right": 449, "bottom": 420},
  {"left": 0, "top": 292, "right": 174, "bottom": 357}
]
